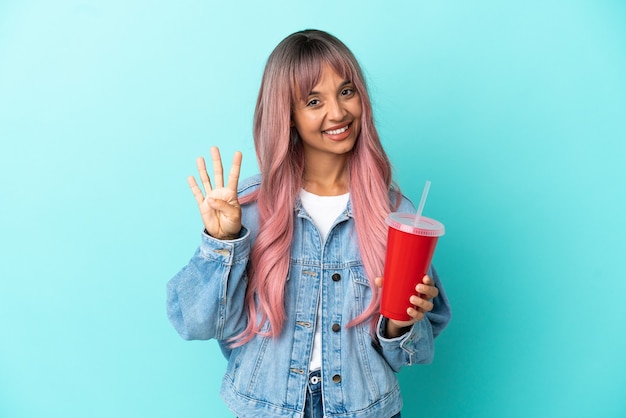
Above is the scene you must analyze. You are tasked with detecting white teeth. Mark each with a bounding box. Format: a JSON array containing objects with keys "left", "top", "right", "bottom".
[{"left": 324, "top": 125, "right": 349, "bottom": 135}]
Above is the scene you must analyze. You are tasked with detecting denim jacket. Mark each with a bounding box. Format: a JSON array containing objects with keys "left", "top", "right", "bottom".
[{"left": 167, "top": 175, "right": 452, "bottom": 418}]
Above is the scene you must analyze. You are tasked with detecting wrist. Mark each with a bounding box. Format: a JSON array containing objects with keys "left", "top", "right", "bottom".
[
  {"left": 383, "top": 317, "right": 411, "bottom": 339},
  {"left": 204, "top": 229, "right": 240, "bottom": 240}
]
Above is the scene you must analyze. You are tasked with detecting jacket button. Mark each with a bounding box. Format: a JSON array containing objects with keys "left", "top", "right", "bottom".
[
  {"left": 332, "top": 273, "right": 341, "bottom": 281},
  {"left": 332, "top": 323, "right": 341, "bottom": 332},
  {"left": 332, "top": 374, "right": 342, "bottom": 383}
]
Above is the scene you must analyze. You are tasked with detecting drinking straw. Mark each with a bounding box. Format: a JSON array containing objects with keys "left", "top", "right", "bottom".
[{"left": 413, "top": 180, "right": 431, "bottom": 227}]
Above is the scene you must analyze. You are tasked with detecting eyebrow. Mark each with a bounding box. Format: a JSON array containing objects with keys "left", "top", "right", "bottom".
[{"left": 308, "top": 79, "right": 352, "bottom": 96}]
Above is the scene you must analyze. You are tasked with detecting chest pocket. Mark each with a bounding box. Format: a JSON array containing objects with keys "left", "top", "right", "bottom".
[{"left": 349, "top": 267, "right": 374, "bottom": 321}]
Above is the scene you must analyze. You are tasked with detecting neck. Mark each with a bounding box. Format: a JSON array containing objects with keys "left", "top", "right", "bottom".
[{"left": 302, "top": 154, "right": 350, "bottom": 196}]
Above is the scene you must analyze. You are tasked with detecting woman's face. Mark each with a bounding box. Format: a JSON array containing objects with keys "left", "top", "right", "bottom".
[{"left": 291, "top": 64, "right": 362, "bottom": 161}]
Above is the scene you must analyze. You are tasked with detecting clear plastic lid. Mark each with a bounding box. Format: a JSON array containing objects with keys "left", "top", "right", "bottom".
[{"left": 386, "top": 212, "right": 445, "bottom": 237}]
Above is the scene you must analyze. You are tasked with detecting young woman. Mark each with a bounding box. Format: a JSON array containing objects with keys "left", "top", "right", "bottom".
[{"left": 167, "top": 29, "right": 451, "bottom": 418}]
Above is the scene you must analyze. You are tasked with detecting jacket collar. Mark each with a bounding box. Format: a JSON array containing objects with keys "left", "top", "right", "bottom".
[{"left": 294, "top": 192, "right": 353, "bottom": 220}]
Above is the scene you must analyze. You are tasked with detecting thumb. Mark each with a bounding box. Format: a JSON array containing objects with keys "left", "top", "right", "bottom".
[
  {"left": 374, "top": 276, "right": 384, "bottom": 288},
  {"left": 206, "top": 197, "right": 232, "bottom": 212}
]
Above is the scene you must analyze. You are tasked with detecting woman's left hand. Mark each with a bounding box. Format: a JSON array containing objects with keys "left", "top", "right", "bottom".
[{"left": 374, "top": 275, "right": 439, "bottom": 338}]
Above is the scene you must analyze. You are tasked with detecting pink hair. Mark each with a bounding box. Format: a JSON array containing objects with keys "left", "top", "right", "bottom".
[{"left": 232, "top": 30, "right": 399, "bottom": 346}]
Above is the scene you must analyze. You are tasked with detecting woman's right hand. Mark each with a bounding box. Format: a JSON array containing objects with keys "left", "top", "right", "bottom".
[{"left": 188, "top": 146, "right": 243, "bottom": 240}]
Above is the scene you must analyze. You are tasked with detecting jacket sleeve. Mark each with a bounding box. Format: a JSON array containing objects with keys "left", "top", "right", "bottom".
[
  {"left": 166, "top": 227, "right": 251, "bottom": 341},
  {"left": 375, "top": 265, "right": 452, "bottom": 372}
]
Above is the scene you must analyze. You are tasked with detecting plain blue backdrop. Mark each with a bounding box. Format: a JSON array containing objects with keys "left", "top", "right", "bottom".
[{"left": 1, "top": 1, "right": 625, "bottom": 417}]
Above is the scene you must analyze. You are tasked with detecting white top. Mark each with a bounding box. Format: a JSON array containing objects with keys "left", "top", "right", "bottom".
[
  {"left": 299, "top": 188, "right": 350, "bottom": 371},
  {"left": 299, "top": 188, "right": 350, "bottom": 242}
]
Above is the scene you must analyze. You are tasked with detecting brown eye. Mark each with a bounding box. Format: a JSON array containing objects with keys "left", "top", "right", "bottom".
[{"left": 341, "top": 88, "right": 355, "bottom": 97}]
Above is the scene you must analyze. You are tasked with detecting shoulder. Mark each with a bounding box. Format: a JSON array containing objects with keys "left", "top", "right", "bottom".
[
  {"left": 238, "top": 175, "right": 261, "bottom": 239},
  {"left": 237, "top": 174, "right": 261, "bottom": 198},
  {"left": 389, "top": 188, "right": 416, "bottom": 213}
]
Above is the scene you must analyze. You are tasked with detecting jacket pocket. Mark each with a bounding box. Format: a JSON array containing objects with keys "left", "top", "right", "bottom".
[{"left": 348, "top": 267, "right": 373, "bottom": 325}]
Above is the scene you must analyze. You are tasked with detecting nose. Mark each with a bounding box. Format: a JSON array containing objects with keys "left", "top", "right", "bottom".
[{"left": 327, "top": 97, "right": 347, "bottom": 121}]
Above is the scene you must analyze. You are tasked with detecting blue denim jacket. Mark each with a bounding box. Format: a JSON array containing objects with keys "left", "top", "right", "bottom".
[{"left": 167, "top": 175, "right": 452, "bottom": 418}]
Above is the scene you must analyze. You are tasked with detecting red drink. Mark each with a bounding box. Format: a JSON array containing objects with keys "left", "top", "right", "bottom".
[{"left": 381, "top": 213, "right": 445, "bottom": 321}]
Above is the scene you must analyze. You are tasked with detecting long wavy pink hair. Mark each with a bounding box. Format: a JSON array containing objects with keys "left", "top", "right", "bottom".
[{"left": 233, "top": 29, "right": 399, "bottom": 345}]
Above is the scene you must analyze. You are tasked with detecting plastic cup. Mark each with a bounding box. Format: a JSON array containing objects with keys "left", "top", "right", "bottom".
[{"left": 381, "top": 213, "right": 445, "bottom": 321}]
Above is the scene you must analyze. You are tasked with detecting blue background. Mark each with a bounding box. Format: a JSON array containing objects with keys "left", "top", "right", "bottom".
[{"left": 1, "top": 1, "right": 625, "bottom": 417}]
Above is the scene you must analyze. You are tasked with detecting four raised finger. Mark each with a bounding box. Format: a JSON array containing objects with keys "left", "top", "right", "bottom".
[
  {"left": 210, "top": 147, "right": 224, "bottom": 188},
  {"left": 190, "top": 147, "right": 242, "bottom": 204},
  {"left": 187, "top": 176, "right": 205, "bottom": 205},
  {"left": 196, "top": 156, "right": 212, "bottom": 195},
  {"left": 227, "top": 151, "right": 242, "bottom": 191}
]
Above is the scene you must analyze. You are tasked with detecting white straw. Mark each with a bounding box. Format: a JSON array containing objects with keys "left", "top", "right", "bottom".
[{"left": 413, "top": 180, "right": 431, "bottom": 226}]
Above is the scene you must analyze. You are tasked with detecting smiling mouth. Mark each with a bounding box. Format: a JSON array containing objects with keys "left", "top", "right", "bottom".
[{"left": 323, "top": 124, "right": 350, "bottom": 135}]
